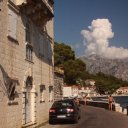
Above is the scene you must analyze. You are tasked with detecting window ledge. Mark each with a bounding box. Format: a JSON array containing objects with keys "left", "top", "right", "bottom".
[
  {"left": 49, "top": 100, "right": 53, "bottom": 102},
  {"left": 7, "top": 35, "right": 19, "bottom": 44},
  {"left": 40, "top": 100, "right": 45, "bottom": 103},
  {"left": 22, "top": 122, "right": 36, "bottom": 128},
  {"left": 25, "top": 42, "right": 33, "bottom": 48},
  {"left": 8, "top": 101, "right": 18, "bottom": 105}
]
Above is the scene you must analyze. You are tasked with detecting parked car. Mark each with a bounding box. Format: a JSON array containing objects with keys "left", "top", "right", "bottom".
[{"left": 49, "top": 99, "right": 81, "bottom": 124}]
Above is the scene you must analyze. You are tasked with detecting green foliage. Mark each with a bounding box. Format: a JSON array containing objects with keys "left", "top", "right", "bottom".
[
  {"left": 91, "top": 72, "right": 128, "bottom": 94},
  {"left": 54, "top": 42, "right": 75, "bottom": 66},
  {"left": 54, "top": 41, "right": 128, "bottom": 94},
  {"left": 64, "top": 59, "right": 87, "bottom": 84},
  {"left": 54, "top": 42, "right": 87, "bottom": 85}
]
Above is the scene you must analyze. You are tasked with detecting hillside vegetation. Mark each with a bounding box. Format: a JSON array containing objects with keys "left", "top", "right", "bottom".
[{"left": 54, "top": 42, "right": 128, "bottom": 94}]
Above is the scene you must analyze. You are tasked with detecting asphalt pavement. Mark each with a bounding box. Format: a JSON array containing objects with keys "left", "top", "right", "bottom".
[{"left": 39, "top": 105, "right": 128, "bottom": 128}]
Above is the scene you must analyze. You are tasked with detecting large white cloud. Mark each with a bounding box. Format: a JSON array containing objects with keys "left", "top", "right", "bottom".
[{"left": 81, "top": 19, "right": 128, "bottom": 59}]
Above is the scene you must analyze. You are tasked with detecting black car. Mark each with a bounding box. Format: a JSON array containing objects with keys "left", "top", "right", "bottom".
[{"left": 49, "top": 99, "right": 81, "bottom": 124}]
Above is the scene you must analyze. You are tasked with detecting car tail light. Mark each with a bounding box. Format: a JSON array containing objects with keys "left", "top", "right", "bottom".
[
  {"left": 49, "top": 108, "right": 55, "bottom": 113},
  {"left": 67, "top": 108, "right": 74, "bottom": 112}
]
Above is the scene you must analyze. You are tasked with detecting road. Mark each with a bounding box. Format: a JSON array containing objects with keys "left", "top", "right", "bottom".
[{"left": 40, "top": 105, "right": 128, "bottom": 128}]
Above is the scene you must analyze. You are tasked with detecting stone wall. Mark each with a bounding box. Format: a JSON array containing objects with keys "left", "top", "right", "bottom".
[
  {"left": 54, "top": 72, "right": 64, "bottom": 101},
  {"left": 0, "top": 0, "right": 54, "bottom": 128}
]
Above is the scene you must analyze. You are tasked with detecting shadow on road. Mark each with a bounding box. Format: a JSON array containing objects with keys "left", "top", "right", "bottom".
[{"left": 49, "top": 120, "right": 77, "bottom": 125}]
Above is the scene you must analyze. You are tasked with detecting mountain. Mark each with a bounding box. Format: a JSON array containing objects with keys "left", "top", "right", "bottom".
[{"left": 80, "top": 54, "right": 128, "bottom": 81}]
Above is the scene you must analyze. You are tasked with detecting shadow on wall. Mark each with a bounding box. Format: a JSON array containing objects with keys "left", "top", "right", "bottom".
[
  {"left": 0, "top": 64, "right": 19, "bottom": 100},
  {"left": 20, "top": 12, "right": 53, "bottom": 67}
]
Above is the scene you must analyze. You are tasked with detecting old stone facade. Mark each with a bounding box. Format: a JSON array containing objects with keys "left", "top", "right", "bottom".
[
  {"left": 54, "top": 67, "right": 64, "bottom": 101},
  {"left": 0, "top": 0, "right": 54, "bottom": 128}
]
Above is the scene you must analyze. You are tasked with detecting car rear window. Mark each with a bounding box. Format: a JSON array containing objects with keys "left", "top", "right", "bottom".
[{"left": 52, "top": 100, "right": 74, "bottom": 108}]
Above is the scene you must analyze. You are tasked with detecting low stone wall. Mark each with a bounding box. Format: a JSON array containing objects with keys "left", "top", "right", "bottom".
[
  {"left": 86, "top": 101, "right": 115, "bottom": 110},
  {"left": 86, "top": 100, "right": 128, "bottom": 115}
]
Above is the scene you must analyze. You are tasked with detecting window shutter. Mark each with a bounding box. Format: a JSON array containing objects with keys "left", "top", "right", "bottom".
[
  {"left": 48, "top": 41, "right": 52, "bottom": 59},
  {"left": 39, "top": 34, "right": 44, "bottom": 55},
  {"left": 43, "top": 36, "right": 47, "bottom": 57},
  {"left": 8, "top": 9, "right": 17, "bottom": 40}
]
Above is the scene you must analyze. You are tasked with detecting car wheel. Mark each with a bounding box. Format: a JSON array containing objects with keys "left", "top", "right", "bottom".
[
  {"left": 74, "top": 116, "right": 78, "bottom": 123},
  {"left": 49, "top": 119, "right": 54, "bottom": 124}
]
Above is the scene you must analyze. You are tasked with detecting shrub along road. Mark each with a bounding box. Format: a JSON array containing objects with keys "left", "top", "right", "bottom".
[{"left": 40, "top": 105, "right": 128, "bottom": 128}]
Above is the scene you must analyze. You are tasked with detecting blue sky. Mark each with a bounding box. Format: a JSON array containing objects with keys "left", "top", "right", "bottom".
[{"left": 54, "top": 0, "right": 128, "bottom": 58}]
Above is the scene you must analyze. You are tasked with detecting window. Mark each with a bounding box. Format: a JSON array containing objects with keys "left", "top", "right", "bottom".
[
  {"left": 8, "top": 81, "right": 16, "bottom": 101},
  {"left": 53, "top": 101, "right": 74, "bottom": 108},
  {"left": 8, "top": 8, "right": 17, "bottom": 40},
  {"left": 26, "top": 76, "right": 33, "bottom": 88},
  {"left": 48, "top": 41, "right": 52, "bottom": 60},
  {"left": 40, "top": 85, "right": 45, "bottom": 102},
  {"left": 43, "top": 36, "right": 48, "bottom": 58},
  {"left": 26, "top": 45, "right": 33, "bottom": 62},
  {"left": 39, "top": 33, "right": 44, "bottom": 56},
  {"left": 25, "top": 23, "right": 31, "bottom": 43},
  {"left": 25, "top": 22, "right": 33, "bottom": 62},
  {"left": 49, "top": 86, "right": 53, "bottom": 102},
  {"left": 8, "top": 78, "right": 19, "bottom": 101}
]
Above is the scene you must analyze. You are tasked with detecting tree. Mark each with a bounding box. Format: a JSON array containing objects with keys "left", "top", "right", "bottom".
[
  {"left": 54, "top": 42, "right": 87, "bottom": 85},
  {"left": 54, "top": 41, "right": 128, "bottom": 93},
  {"left": 93, "top": 72, "right": 127, "bottom": 94},
  {"left": 54, "top": 42, "right": 75, "bottom": 66},
  {"left": 64, "top": 59, "right": 87, "bottom": 84}
]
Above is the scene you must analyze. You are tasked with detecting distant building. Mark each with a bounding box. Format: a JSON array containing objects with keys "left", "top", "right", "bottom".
[
  {"left": 0, "top": 0, "right": 54, "bottom": 128},
  {"left": 78, "top": 79, "right": 96, "bottom": 97},
  {"left": 72, "top": 85, "right": 79, "bottom": 97},
  {"left": 63, "top": 86, "right": 72, "bottom": 98},
  {"left": 63, "top": 85, "right": 79, "bottom": 98},
  {"left": 85, "top": 79, "right": 95, "bottom": 86},
  {"left": 116, "top": 87, "right": 128, "bottom": 95},
  {"left": 63, "top": 83, "right": 97, "bottom": 99},
  {"left": 79, "top": 85, "right": 97, "bottom": 97}
]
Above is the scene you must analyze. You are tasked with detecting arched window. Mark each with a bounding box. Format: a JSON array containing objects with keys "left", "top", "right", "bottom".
[{"left": 26, "top": 76, "right": 33, "bottom": 89}]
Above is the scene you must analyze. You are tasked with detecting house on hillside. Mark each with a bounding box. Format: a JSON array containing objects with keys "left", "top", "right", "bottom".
[
  {"left": 79, "top": 86, "right": 97, "bottom": 97},
  {"left": 85, "top": 79, "right": 95, "bottom": 86},
  {"left": 63, "top": 86, "right": 72, "bottom": 98},
  {"left": 63, "top": 85, "right": 79, "bottom": 98},
  {"left": 0, "top": 0, "right": 54, "bottom": 128},
  {"left": 116, "top": 87, "right": 128, "bottom": 95},
  {"left": 72, "top": 85, "right": 79, "bottom": 97},
  {"left": 78, "top": 79, "right": 96, "bottom": 97},
  {"left": 63, "top": 84, "right": 97, "bottom": 99}
]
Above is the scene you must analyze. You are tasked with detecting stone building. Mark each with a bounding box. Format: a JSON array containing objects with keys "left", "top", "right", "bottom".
[
  {"left": 54, "top": 67, "right": 64, "bottom": 101},
  {"left": 0, "top": 0, "right": 54, "bottom": 128}
]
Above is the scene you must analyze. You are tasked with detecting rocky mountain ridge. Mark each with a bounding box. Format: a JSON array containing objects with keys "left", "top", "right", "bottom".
[{"left": 80, "top": 54, "right": 128, "bottom": 81}]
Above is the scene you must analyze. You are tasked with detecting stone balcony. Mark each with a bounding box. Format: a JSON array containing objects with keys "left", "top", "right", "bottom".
[{"left": 16, "top": 0, "right": 54, "bottom": 26}]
